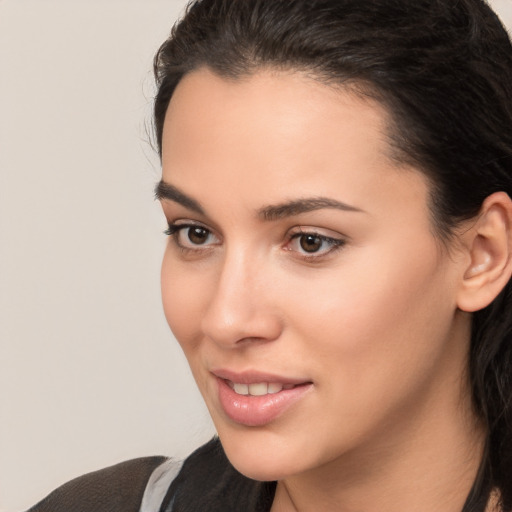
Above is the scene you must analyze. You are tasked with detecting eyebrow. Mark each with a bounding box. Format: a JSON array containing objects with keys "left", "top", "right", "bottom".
[
  {"left": 259, "top": 197, "right": 364, "bottom": 221},
  {"left": 155, "top": 180, "right": 205, "bottom": 214},
  {"left": 155, "top": 180, "right": 364, "bottom": 220}
]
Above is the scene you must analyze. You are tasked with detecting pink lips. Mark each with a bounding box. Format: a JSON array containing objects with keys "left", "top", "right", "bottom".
[{"left": 212, "top": 369, "right": 312, "bottom": 427}]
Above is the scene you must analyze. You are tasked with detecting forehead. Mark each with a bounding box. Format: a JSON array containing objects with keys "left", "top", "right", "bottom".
[
  {"left": 163, "top": 68, "right": 391, "bottom": 163},
  {"left": 161, "top": 68, "right": 429, "bottom": 223}
]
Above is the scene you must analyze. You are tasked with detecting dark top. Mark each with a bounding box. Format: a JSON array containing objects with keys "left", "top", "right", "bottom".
[
  {"left": 27, "top": 438, "right": 276, "bottom": 512},
  {"left": 26, "top": 455, "right": 166, "bottom": 512}
]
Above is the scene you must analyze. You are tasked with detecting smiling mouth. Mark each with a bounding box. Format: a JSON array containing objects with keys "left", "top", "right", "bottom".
[{"left": 216, "top": 376, "right": 313, "bottom": 426}]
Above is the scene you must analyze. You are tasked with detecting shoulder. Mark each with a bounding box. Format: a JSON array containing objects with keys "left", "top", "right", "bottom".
[{"left": 27, "top": 456, "right": 169, "bottom": 512}]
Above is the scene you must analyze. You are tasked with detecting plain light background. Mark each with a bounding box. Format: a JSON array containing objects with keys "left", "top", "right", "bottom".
[
  {"left": 1, "top": 1, "right": 511, "bottom": 511},
  {"left": 0, "top": 2, "right": 215, "bottom": 511}
]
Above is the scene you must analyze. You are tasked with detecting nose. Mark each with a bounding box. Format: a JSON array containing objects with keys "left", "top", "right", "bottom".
[{"left": 200, "top": 251, "right": 282, "bottom": 348}]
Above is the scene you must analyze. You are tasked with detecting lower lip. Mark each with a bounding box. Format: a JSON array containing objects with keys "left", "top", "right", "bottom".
[{"left": 216, "top": 378, "right": 312, "bottom": 427}]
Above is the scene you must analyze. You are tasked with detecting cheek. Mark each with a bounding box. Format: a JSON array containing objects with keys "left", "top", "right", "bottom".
[
  {"left": 274, "top": 242, "right": 461, "bottom": 452},
  {"left": 160, "top": 249, "right": 207, "bottom": 351},
  {"left": 283, "top": 238, "right": 456, "bottom": 384}
]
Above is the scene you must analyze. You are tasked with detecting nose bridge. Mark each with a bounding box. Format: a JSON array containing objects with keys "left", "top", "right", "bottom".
[{"left": 200, "top": 244, "right": 280, "bottom": 347}]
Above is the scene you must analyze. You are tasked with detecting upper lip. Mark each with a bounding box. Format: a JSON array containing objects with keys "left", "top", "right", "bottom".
[{"left": 211, "top": 368, "right": 311, "bottom": 385}]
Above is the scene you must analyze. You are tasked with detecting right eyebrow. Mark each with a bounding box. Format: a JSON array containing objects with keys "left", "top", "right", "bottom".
[
  {"left": 154, "top": 180, "right": 205, "bottom": 215},
  {"left": 258, "top": 197, "right": 365, "bottom": 221}
]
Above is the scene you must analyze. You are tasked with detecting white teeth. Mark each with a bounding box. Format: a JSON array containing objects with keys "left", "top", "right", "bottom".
[
  {"left": 233, "top": 383, "right": 249, "bottom": 395},
  {"left": 248, "top": 383, "right": 268, "bottom": 396},
  {"left": 231, "top": 382, "right": 287, "bottom": 396},
  {"left": 267, "top": 383, "right": 283, "bottom": 394}
]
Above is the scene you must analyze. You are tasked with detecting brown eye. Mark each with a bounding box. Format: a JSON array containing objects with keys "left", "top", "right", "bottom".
[
  {"left": 287, "top": 230, "right": 346, "bottom": 259},
  {"left": 299, "top": 234, "right": 323, "bottom": 253},
  {"left": 165, "top": 223, "right": 219, "bottom": 250},
  {"left": 187, "top": 226, "right": 210, "bottom": 245}
]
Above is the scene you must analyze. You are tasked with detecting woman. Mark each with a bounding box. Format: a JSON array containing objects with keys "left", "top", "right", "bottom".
[{"left": 29, "top": 0, "right": 512, "bottom": 511}]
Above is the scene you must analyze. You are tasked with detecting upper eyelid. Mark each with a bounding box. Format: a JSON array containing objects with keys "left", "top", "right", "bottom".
[
  {"left": 168, "top": 219, "right": 207, "bottom": 226},
  {"left": 166, "top": 217, "right": 222, "bottom": 234},
  {"left": 290, "top": 228, "right": 341, "bottom": 237},
  {"left": 288, "top": 225, "right": 348, "bottom": 240},
  {"left": 167, "top": 219, "right": 215, "bottom": 232}
]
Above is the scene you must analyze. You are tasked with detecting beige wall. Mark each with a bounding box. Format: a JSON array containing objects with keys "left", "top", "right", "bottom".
[
  {"left": 1, "top": 1, "right": 511, "bottom": 510},
  {"left": 0, "top": 2, "right": 214, "bottom": 511}
]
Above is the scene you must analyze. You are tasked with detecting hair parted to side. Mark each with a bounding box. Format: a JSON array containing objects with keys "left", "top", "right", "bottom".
[{"left": 153, "top": 1, "right": 512, "bottom": 510}]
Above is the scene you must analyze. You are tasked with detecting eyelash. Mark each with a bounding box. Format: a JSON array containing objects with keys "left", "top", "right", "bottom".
[{"left": 164, "top": 222, "right": 346, "bottom": 261}]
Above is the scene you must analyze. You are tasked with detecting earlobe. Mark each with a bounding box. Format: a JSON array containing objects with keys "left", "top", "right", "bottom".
[{"left": 457, "top": 192, "right": 512, "bottom": 313}]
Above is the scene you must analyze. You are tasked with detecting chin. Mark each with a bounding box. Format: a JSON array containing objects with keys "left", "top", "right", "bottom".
[
  {"left": 217, "top": 426, "right": 309, "bottom": 482},
  {"left": 228, "top": 454, "right": 294, "bottom": 482}
]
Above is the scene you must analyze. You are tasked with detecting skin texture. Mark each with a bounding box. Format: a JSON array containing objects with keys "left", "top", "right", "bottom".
[{"left": 158, "top": 68, "right": 512, "bottom": 512}]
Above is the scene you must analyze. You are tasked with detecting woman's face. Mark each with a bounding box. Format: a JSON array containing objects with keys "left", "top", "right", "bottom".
[{"left": 159, "top": 68, "right": 470, "bottom": 481}]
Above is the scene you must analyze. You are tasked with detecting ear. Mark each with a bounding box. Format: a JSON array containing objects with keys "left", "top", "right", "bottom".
[{"left": 457, "top": 192, "right": 512, "bottom": 313}]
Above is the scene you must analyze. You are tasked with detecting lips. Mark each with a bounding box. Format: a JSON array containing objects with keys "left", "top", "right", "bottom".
[{"left": 212, "top": 369, "right": 312, "bottom": 427}]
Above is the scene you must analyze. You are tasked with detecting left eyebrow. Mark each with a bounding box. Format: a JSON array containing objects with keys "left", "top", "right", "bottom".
[{"left": 259, "top": 197, "right": 365, "bottom": 221}]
